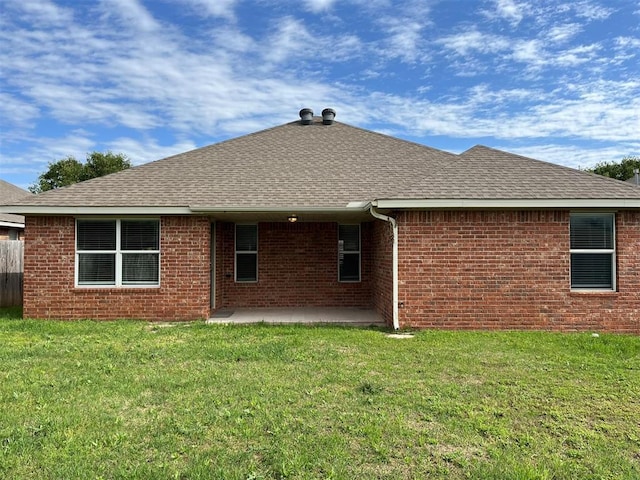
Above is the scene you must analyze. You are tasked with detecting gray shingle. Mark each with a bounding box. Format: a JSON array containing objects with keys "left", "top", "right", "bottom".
[
  {"left": 0, "top": 179, "right": 31, "bottom": 223},
  {"left": 384, "top": 145, "right": 640, "bottom": 200},
  {"left": 7, "top": 118, "right": 640, "bottom": 209}
]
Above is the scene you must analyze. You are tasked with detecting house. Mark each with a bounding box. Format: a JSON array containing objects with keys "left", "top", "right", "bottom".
[
  {"left": 2, "top": 109, "right": 639, "bottom": 332},
  {"left": 0, "top": 179, "right": 30, "bottom": 240}
]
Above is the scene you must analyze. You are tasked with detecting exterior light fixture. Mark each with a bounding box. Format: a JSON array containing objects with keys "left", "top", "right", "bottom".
[{"left": 288, "top": 214, "right": 298, "bottom": 223}]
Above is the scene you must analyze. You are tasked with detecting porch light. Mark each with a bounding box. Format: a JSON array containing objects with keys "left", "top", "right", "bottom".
[{"left": 288, "top": 214, "right": 298, "bottom": 223}]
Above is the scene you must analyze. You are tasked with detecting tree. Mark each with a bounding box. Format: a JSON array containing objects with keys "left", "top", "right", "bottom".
[
  {"left": 30, "top": 151, "right": 131, "bottom": 193},
  {"left": 586, "top": 156, "right": 640, "bottom": 182},
  {"left": 80, "top": 151, "right": 132, "bottom": 182}
]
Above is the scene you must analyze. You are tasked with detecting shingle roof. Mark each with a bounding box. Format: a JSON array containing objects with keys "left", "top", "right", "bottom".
[
  {"left": 0, "top": 179, "right": 31, "bottom": 224},
  {"left": 384, "top": 145, "right": 640, "bottom": 200},
  {"left": 6, "top": 117, "right": 640, "bottom": 211}
]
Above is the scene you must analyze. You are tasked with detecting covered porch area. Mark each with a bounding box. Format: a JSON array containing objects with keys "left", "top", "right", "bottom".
[
  {"left": 207, "top": 210, "right": 395, "bottom": 327},
  {"left": 207, "top": 306, "right": 386, "bottom": 327}
]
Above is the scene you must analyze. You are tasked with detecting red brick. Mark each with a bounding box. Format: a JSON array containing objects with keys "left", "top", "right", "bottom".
[
  {"left": 23, "top": 216, "right": 210, "bottom": 321},
  {"left": 395, "top": 210, "right": 639, "bottom": 333}
]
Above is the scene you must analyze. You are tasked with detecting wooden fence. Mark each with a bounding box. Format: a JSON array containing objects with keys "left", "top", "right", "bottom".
[{"left": 0, "top": 240, "right": 23, "bottom": 307}]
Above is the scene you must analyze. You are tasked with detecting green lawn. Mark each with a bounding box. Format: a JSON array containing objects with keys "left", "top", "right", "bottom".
[{"left": 1, "top": 308, "right": 638, "bottom": 479}]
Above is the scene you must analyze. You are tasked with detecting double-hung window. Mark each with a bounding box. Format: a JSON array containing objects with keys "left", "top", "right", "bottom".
[
  {"left": 235, "top": 224, "right": 258, "bottom": 282},
  {"left": 570, "top": 213, "right": 615, "bottom": 290},
  {"left": 76, "top": 219, "right": 160, "bottom": 286},
  {"left": 338, "top": 224, "right": 360, "bottom": 282}
]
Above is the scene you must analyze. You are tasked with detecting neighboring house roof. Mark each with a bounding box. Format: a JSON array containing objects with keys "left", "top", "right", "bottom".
[
  {"left": 3, "top": 115, "right": 640, "bottom": 215},
  {"left": 0, "top": 179, "right": 31, "bottom": 227},
  {"left": 625, "top": 175, "right": 640, "bottom": 187}
]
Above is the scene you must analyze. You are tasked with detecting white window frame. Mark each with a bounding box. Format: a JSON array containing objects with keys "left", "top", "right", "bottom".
[
  {"left": 569, "top": 212, "right": 616, "bottom": 291},
  {"left": 338, "top": 223, "right": 361, "bottom": 283},
  {"left": 75, "top": 218, "right": 161, "bottom": 288},
  {"left": 235, "top": 223, "right": 258, "bottom": 283}
]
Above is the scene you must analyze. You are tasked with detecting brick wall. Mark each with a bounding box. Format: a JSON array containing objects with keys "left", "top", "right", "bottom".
[
  {"left": 21, "top": 211, "right": 638, "bottom": 331},
  {"left": 371, "top": 220, "right": 393, "bottom": 326},
  {"left": 217, "top": 222, "right": 372, "bottom": 308},
  {"left": 23, "top": 216, "right": 211, "bottom": 321},
  {"left": 396, "top": 210, "right": 640, "bottom": 333}
]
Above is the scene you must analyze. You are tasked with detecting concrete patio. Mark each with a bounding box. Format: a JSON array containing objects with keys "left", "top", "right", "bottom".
[{"left": 207, "top": 307, "right": 386, "bottom": 327}]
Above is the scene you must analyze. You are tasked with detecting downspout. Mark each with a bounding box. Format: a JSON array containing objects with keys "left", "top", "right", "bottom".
[{"left": 369, "top": 205, "right": 399, "bottom": 330}]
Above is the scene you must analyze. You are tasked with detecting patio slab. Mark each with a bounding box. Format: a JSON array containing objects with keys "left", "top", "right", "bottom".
[{"left": 207, "top": 307, "right": 386, "bottom": 327}]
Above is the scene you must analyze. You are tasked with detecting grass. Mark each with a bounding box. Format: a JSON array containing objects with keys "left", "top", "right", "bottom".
[{"left": 0, "top": 307, "right": 638, "bottom": 479}]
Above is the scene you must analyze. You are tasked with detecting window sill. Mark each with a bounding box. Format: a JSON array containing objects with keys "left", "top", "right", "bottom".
[
  {"left": 570, "top": 290, "right": 617, "bottom": 296},
  {"left": 75, "top": 285, "right": 161, "bottom": 290}
]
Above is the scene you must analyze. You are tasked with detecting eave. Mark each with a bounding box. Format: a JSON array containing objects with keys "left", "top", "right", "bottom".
[
  {"left": 373, "top": 198, "right": 640, "bottom": 209},
  {"left": 3, "top": 197, "right": 640, "bottom": 218},
  {"left": 1, "top": 206, "right": 193, "bottom": 215},
  {"left": 0, "top": 220, "right": 25, "bottom": 228}
]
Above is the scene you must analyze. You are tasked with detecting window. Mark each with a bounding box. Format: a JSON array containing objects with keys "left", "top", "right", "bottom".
[
  {"left": 235, "top": 224, "right": 257, "bottom": 282},
  {"left": 76, "top": 219, "right": 160, "bottom": 286},
  {"left": 339, "top": 224, "right": 360, "bottom": 282},
  {"left": 570, "top": 213, "right": 615, "bottom": 290}
]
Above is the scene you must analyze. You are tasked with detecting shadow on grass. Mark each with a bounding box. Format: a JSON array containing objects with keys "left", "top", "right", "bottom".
[{"left": 0, "top": 306, "right": 23, "bottom": 320}]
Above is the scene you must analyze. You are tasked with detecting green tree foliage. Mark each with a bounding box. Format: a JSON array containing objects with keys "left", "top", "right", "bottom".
[
  {"left": 30, "top": 151, "right": 131, "bottom": 193},
  {"left": 586, "top": 156, "right": 640, "bottom": 181}
]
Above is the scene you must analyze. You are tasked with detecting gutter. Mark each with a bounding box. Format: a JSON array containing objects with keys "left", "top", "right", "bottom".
[
  {"left": 0, "top": 220, "right": 25, "bottom": 228},
  {"left": 0, "top": 206, "right": 193, "bottom": 215},
  {"left": 373, "top": 198, "right": 640, "bottom": 209},
  {"left": 368, "top": 205, "right": 399, "bottom": 331}
]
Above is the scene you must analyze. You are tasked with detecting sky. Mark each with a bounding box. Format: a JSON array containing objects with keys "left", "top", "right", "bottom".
[{"left": 1, "top": 0, "right": 639, "bottom": 191}]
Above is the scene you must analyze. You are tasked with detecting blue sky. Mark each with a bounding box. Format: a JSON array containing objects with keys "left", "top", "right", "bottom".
[{"left": 1, "top": 0, "right": 639, "bottom": 190}]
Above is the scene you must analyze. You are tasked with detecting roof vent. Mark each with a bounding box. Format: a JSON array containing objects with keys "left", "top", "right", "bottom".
[
  {"left": 322, "top": 108, "right": 336, "bottom": 125},
  {"left": 299, "top": 108, "right": 314, "bottom": 125}
]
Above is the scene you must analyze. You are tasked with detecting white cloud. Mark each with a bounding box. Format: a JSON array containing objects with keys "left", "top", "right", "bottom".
[
  {"left": 0, "top": 92, "right": 40, "bottom": 129},
  {"left": 494, "top": 0, "right": 526, "bottom": 25},
  {"left": 259, "top": 16, "right": 363, "bottom": 67},
  {"left": 357, "top": 78, "right": 640, "bottom": 144},
  {"left": 381, "top": 20, "right": 425, "bottom": 62},
  {"left": 0, "top": 131, "right": 96, "bottom": 177},
  {"left": 102, "top": 0, "right": 160, "bottom": 32},
  {"left": 501, "top": 144, "right": 639, "bottom": 170},
  {"left": 546, "top": 23, "right": 582, "bottom": 43},
  {"left": 615, "top": 37, "right": 640, "bottom": 49},
  {"left": 1, "top": 0, "right": 638, "bottom": 186},
  {"left": 573, "top": 1, "right": 613, "bottom": 20},
  {"left": 304, "top": 0, "right": 338, "bottom": 13},
  {"left": 437, "top": 29, "right": 510, "bottom": 57},
  {"left": 466, "top": 85, "right": 545, "bottom": 107},
  {"left": 262, "top": 17, "right": 316, "bottom": 64},
  {"left": 3, "top": 0, "right": 74, "bottom": 25},
  {"left": 105, "top": 138, "right": 198, "bottom": 165},
  {"left": 212, "top": 26, "right": 255, "bottom": 52},
  {"left": 552, "top": 43, "right": 600, "bottom": 66},
  {"left": 509, "top": 39, "right": 545, "bottom": 66},
  {"left": 178, "top": 0, "right": 238, "bottom": 19}
]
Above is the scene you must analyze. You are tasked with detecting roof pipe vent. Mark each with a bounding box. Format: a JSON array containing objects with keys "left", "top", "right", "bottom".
[
  {"left": 322, "top": 108, "right": 336, "bottom": 125},
  {"left": 299, "top": 108, "right": 314, "bottom": 125}
]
